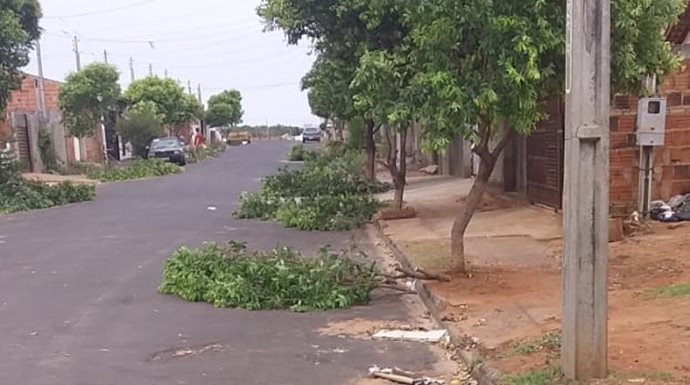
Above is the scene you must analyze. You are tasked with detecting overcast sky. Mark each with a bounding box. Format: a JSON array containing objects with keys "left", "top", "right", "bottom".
[{"left": 24, "top": 0, "right": 319, "bottom": 126}]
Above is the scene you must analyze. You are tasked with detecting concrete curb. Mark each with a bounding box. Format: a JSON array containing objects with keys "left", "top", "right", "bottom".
[{"left": 371, "top": 221, "right": 501, "bottom": 385}]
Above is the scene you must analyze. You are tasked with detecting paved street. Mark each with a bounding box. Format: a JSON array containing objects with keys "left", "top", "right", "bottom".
[{"left": 0, "top": 142, "right": 439, "bottom": 385}]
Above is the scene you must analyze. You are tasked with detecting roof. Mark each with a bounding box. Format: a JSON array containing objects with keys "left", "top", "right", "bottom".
[
  {"left": 21, "top": 72, "right": 63, "bottom": 85},
  {"left": 666, "top": 4, "right": 690, "bottom": 45}
]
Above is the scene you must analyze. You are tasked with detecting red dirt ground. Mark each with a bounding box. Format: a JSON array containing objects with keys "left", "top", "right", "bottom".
[{"left": 427, "top": 222, "right": 690, "bottom": 384}]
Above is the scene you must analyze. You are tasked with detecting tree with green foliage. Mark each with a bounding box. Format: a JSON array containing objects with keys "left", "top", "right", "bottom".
[
  {"left": 260, "top": 0, "right": 686, "bottom": 273},
  {"left": 58, "top": 62, "right": 122, "bottom": 161},
  {"left": 259, "top": 0, "right": 406, "bottom": 182},
  {"left": 403, "top": 0, "right": 685, "bottom": 271},
  {"left": 124, "top": 77, "right": 202, "bottom": 136},
  {"left": 206, "top": 89, "right": 243, "bottom": 129},
  {"left": 116, "top": 101, "right": 164, "bottom": 157},
  {"left": 0, "top": 0, "right": 41, "bottom": 115}
]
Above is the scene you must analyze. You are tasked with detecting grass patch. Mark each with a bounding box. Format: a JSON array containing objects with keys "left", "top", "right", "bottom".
[
  {"left": 502, "top": 331, "right": 562, "bottom": 358},
  {"left": 159, "top": 242, "right": 380, "bottom": 312},
  {"left": 81, "top": 159, "right": 182, "bottom": 182},
  {"left": 502, "top": 367, "right": 577, "bottom": 385},
  {"left": 642, "top": 282, "right": 690, "bottom": 299}
]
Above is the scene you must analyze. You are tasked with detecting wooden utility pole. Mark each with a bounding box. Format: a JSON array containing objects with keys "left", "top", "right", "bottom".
[
  {"left": 562, "top": 0, "right": 610, "bottom": 380},
  {"left": 103, "top": 49, "right": 109, "bottom": 64}
]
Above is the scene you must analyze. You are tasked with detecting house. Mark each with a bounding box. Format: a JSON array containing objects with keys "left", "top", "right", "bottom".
[
  {"left": 493, "top": 7, "right": 690, "bottom": 217},
  {"left": 0, "top": 73, "right": 106, "bottom": 171}
]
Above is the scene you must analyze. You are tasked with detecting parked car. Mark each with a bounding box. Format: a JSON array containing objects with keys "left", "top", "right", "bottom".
[
  {"left": 302, "top": 127, "right": 322, "bottom": 143},
  {"left": 147, "top": 137, "right": 186, "bottom": 166}
]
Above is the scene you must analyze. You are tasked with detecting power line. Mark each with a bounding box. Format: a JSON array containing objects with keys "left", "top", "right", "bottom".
[{"left": 45, "top": 0, "right": 156, "bottom": 19}]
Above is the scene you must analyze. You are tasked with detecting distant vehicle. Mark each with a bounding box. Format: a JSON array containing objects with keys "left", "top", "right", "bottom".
[
  {"left": 147, "top": 137, "right": 186, "bottom": 166},
  {"left": 227, "top": 131, "right": 251, "bottom": 145},
  {"left": 302, "top": 127, "right": 321, "bottom": 143}
]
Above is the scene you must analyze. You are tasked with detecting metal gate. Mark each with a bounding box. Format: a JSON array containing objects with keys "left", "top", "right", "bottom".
[
  {"left": 14, "top": 113, "right": 33, "bottom": 171},
  {"left": 526, "top": 100, "right": 564, "bottom": 209}
]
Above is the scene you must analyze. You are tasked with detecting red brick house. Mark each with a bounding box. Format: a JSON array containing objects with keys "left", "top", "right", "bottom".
[
  {"left": 0, "top": 73, "right": 104, "bottom": 171},
  {"left": 516, "top": 8, "right": 690, "bottom": 217}
]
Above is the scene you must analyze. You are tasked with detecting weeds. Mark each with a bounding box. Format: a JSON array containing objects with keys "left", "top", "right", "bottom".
[
  {"left": 642, "top": 282, "right": 690, "bottom": 299},
  {"left": 501, "top": 366, "right": 576, "bottom": 385}
]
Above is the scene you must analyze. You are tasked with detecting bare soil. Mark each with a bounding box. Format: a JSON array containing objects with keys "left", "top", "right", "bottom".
[{"left": 427, "top": 222, "right": 690, "bottom": 384}]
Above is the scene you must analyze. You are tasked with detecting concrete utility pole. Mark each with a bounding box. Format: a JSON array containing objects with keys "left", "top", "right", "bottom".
[
  {"left": 197, "top": 84, "right": 202, "bottom": 104},
  {"left": 35, "top": 39, "right": 47, "bottom": 121},
  {"left": 72, "top": 36, "right": 81, "bottom": 70},
  {"left": 129, "top": 57, "right": 135, "bottom": 82},
  {"left": 187, "top": 80, "right": 192, "bottom": 94},
  {"left": 148, "top": 63, "right": 153, "bottom": 77},
  {"left": 562, "top": 0, "right": 610, "bottom": 380},
  {"left": 103, "top": 50, "right": 109, "bottom": 64}
]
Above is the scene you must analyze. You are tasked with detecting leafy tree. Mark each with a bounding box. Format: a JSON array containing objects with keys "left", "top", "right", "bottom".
[
  {"left": 124, "top": 77, "right": 202, "bottom": 134},
  {"left": 261, "top": 0, "right": 685, "bottom": 273},
  {"left": 58, "top": 63, "right": 122, "bottom": 139},
  {"left": 259, "top": 0, "right": 406, "bottom": 182},
  {"left": 116, "top": 101, "right": 164, "bottom": 157},
  {"left": 0, "top": 0, "right": 41, "bottom": 113},
  {"left": 404, "top": 0, "right": 685, "bottom": 271},
  {"left": 206, "top": 89, "right": 243, "bottom": 128}
]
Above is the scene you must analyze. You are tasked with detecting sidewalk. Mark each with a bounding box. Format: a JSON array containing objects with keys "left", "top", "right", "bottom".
[
  {"left": 377, "top": 175, "right": 690, "bottom": 384},
  {"left": 23, "top": 173, "right": 97, "bottom": 186}
]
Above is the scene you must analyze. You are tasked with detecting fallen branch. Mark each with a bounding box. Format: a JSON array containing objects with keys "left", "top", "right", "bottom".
[{"left": 393, "top": 266, "right": 450, "bottom": 282}]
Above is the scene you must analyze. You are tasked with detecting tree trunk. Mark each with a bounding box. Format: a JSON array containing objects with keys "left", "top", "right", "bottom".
[
  {"left": 450, "top": 122, "right": 514, "bottom": 273},
  {"left": 363, "top": 118, "right": 376, "bottom": 182},
  {"left": 383, "top": 125, "right": 408, "bottom": 211}
]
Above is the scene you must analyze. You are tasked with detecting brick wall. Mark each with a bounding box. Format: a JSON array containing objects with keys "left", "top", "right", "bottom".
[
  {"left": 2, "top": 73, "right": 103, "bottom": 165},
  {"left": 609, "top": 59, "right": 690, "bottom": 216}
]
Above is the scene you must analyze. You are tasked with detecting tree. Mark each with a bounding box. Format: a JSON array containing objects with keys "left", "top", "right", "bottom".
[
  {"left": 116, "top": 101, "right": 164, "bottom": 157},
  {"left": 0, "top": 0, "right": 41, "bottom": 113},
  {"left": 124, "top": 77, "right": 202, "bottom": 134},
  {"left": 404, "top": 0, "right": 685, "bottom": 272},
  {"left": 206, "top": 89, "right": 243, "bottom": 129},
  {"left": 258, "top": 0, "right": 407, "bottom": 182},
  {"left": 58, "top": 63, "right": 122, "bottom": 140},
  {"left": 351, "top": 48, "right": 418, "bottom": 210}
]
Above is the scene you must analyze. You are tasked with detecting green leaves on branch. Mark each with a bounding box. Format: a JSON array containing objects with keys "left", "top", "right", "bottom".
[
  {"left": 81, "top": 159, "right": 182, "bottom": 182},
  {"left": 206, "top": 89, "right": 243, "bottom": 128},
  {"left": 124, "top": 77, "right": 202, "bottom": 128},
  {"left": 58, "top": 63, "right": 122, "bottom": 138},
  {"left": 159, "top": 242, "right": 380, "bottom": 312},
  {"left": 0, "top": 0, "right": 41, "bottom": 112},
  {"left": 0, "top": 151, "right": 95, "bottom": 214},
  {"left": 234, "top": 145, "right": 387, "bottom": 231},
  {"left": 116, "top": 101, "right": 164, "bottom": 157}
]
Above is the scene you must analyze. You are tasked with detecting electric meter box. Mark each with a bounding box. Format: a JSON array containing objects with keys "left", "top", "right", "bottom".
[{"left": 636, "top": 97, "right": 666, "bottom": 146}]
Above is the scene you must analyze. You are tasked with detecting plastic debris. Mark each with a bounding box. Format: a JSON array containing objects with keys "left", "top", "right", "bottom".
[{"left": 372, "top": 329, "right": 449, "bottom": 343}]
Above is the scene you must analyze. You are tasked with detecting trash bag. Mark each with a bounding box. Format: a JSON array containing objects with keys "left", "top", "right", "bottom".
[{"left": 676, "top": 201, "right": 690, "bottom": 221}]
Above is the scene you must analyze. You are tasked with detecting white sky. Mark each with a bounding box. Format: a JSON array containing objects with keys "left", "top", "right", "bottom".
[{"left": 24, "top": 0, "right": 320, "bottom": 126}]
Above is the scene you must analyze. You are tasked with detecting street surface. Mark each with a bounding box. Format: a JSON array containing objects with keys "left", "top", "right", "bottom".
[{"left": 0, "top": 142, "right": 438, "bottom": 385}]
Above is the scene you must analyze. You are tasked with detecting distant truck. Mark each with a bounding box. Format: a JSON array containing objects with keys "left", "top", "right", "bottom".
[{"left": 227, "top": 131, "right": 251, "bottom": 145}]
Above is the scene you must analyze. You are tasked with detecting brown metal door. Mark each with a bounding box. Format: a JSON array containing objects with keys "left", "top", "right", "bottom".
[
  {"left": 526, "top": 100, "right": 564, "bottom": 209},
  {"left": 14, "top": 114, "right": 33, "bottom": 171}
]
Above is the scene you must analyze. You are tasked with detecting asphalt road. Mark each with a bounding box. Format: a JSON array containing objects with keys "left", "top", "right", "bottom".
[{"left": 0, "top": 141, "right": 438, "bottom": 385}]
